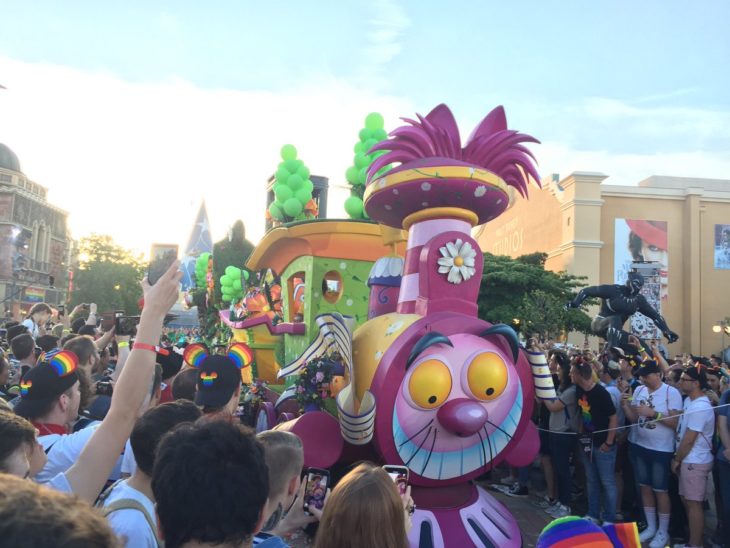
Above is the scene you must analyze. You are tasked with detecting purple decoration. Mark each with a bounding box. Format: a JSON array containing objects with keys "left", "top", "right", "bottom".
[{"left": 367, "top": 104, "right": 540, "bottom": 197}]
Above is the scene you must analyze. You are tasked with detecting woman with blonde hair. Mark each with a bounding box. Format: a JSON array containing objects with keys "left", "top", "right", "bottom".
[{"left": 314, "top": 462, "right": 413, "bottom": 548}]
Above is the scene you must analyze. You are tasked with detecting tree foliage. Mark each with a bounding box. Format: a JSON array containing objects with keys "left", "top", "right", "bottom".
[
  {"left": 478, "top": 252, "right": 593, "bottom": 341},
  {"left": 71, "top": 234, "right": 145, "bottom": 314}
]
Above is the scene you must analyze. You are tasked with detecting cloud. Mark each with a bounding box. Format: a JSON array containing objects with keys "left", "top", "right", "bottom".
[
  {"left": 537, "top": 141, "right": 730, "bottom": 186},
  {"left": 362, "top": 0, "right": 411, "bottom": 86},
  {"left": 0, "top": 56, "right": 413, "bottom": 254}
]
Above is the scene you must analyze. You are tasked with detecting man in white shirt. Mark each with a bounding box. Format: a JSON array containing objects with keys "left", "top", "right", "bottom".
[
  {"left": 672, "top": 366, "right": 716, "bottom": 548},
  {"left": 98, "top": 400, "right": 201, "bottom": 548},
  {"left": 621, "top": 360, "right": 681, "bottom": 548}
]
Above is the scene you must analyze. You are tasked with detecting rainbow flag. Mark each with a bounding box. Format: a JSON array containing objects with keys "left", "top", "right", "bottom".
[{"left": 24, "top": 287, "right": 45, "bottom": 303}]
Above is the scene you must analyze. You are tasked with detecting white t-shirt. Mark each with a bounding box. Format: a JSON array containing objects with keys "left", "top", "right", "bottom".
[
  {"left": 121, "top": 439, "right": 137, "bottom": 476},
  {"left": 22, "top": 318, "right": 39, "bottom": 339},
  {"left": 602, "top": 382, "right": 625, "bottom": 429},
  {"left": 631, "top": 383, "right": 682, "bottom": 453},
  {"left": 44, "top": 472, "right": 73, "bottom": 493},
  {"left": 37, "top": 422, "right": 123, "bottom": 483},
  {"left": 99, "top": 479, "right": 158, "bottom": 548},
  {"left": 678, "top": 395, "right": 715, "bottom": 465}
]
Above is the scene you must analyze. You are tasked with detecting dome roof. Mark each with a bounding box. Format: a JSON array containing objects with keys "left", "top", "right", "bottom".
[{"left": 0, "top": 143, "right": 21, "bottom": 173}]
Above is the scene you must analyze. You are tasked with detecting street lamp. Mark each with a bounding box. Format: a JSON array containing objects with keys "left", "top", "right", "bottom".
[{"left": 713, "top": 320, "right": 730, "bottom": 364}]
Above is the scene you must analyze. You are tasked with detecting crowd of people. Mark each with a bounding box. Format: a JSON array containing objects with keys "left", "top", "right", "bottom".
[
  {"left": 0, "top": 264, "right": 728, "bottom": 547},
  {"left": 0, "top": 262, "right": 415, "bottom": 548},
  {"left": 492, "top": 338, "right": 730, "bottom": 548}
]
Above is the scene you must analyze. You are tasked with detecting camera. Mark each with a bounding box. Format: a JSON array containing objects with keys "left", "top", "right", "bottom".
[{"left": 95, "top": 380, "right": 114, "bottom": 397}]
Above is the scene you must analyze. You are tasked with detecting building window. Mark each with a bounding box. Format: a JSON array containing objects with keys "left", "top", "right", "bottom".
[
  {"left": 321, "top": 271, "right": 343, "bottom": 304},
  {"left": 0, "top": 174, "right": 11, "bottom": 182},
  {"left": 288, "top": 272, "right": 306, "bottom": 322}
]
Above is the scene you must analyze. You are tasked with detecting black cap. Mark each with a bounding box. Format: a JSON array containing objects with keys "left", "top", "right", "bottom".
[
  {"left": 636, "top": 360, "right": 661, "bottom": 377},
  {"left": 194, "top": 355, "right": 241, "bottom": 408},
  {"left": 157, "top": 347, "right": 184, "bottom": 380},
  {"left": 683, "top": 365, "right": 709, "bottom": 389},
  {"left": 7, "top": 324, "right": 29, "bottom": 343},
  {"left": 14, "top": 350, "right": 80, "bottom": 419}
]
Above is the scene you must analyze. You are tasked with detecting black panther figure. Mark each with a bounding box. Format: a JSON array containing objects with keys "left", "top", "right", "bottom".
[{"left": 565, "top": 272, "right": 678, "bottom": 353}]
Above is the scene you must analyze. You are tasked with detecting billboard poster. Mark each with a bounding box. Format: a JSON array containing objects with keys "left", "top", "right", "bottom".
[
  {"left": 714, "top": 224, "right": 730, "bottom": 270},
  {"left": 614, "top": 219, "right": 668, "bottom": 340}
]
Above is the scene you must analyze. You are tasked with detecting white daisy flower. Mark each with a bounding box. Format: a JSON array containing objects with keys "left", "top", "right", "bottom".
[{"left": 437, "top": 239, "right": 477, "bottom": 284}]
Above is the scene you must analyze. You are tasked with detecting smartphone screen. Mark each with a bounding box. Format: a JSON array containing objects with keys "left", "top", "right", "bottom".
[
  {"left": 383, "top": 465, "right": 409, "bottom": 496},
  {"left": 100, "top": 312, "right": 115, "bottom": 332},
  {"left": 302, "top": 468, "right": 329, "bottom": 515},
  {"left": 148, "top": 244, "right": 179, "bottom": 285}
]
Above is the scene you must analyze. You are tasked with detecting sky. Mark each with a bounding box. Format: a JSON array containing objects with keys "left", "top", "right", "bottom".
[{"left": 1, "top": 0, "right": 729, "bottom": 254}]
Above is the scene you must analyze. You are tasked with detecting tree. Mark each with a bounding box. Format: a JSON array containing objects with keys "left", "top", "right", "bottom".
[
  {"left": 71, "top": 234, "right": 145, "bottom": 314},
  {"left": 478, "top": 252, "right": 593, "bottom": 341}
]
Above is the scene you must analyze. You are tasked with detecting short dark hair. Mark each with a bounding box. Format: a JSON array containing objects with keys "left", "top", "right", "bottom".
[
  {"left": 10, "top": 333, "right": 35, "bottom": 361},
  {"left": 0, "top": 473, "right": 118, "bottom": 547},
  {"left": 171, "top": 368, "right": 198, "bottom": 401},
  {"left": 0, "top": 412, "right": 36, "bottom": 473},
  {"left": 573, "top": 358, "right": 594, "bottom": 380},
  {"left": 130, "top": 400, "right": 201, "bottom": 476},
  {"left": 35, "top": 335, "right": 59, "bottom": 353},
  {"left": 70, "top": 317, "right": 86, "bottom": 334},
  {"left": 76, "top": 325, "right": 97, "bottom": 338},
  {"left": 152, "top": 421, "right": 269, "bottom": 548}
]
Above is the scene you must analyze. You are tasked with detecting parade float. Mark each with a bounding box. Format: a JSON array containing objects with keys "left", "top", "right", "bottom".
[{"left": 188, "top": 106, "right": 553, "bottom": 546}]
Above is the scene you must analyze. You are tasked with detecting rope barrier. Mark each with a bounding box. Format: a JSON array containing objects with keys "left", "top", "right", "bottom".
[{"left": 535, "top": 400, "right": 730, "bottom": 435}]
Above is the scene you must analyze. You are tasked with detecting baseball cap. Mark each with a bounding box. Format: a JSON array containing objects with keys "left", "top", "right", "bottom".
[
  {"left": 156, "top": 347, "right": 184, "bottom": 380},
  {"left": 606, "top": 360, "right": 620, "bottom": 371},
  {"left": 7, "top": 324, "right": 29, "bottom": 343},
  {"left": 636, "top": 360, "right": 661, "bottom": 377},
  {"left": 186, "top": 343, "right": 253, "bottom": 409},
  {"left": 13, "top": 350, "right": 79, "bottom": 419}
]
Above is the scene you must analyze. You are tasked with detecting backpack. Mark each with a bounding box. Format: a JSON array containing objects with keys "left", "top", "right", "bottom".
[{"left": 96, "top": 479, "right": 162, "bottom": 547}]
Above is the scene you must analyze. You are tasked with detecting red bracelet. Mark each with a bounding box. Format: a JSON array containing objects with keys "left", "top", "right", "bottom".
[{"left": 132, "top": 342, "right": 158, "bottom": 353}]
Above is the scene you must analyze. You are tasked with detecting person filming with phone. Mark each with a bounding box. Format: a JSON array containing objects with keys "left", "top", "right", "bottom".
[{"left": 313, "top": 462, "right": 414, "bottom": 548}]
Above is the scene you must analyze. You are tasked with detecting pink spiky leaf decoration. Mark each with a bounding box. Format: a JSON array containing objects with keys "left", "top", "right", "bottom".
[{"left": 366, "top": 104, "right": 540, "bottom": 196}]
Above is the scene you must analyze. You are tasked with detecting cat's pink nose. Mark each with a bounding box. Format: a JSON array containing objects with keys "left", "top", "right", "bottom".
[{"left": 437, "top": 398, "right": 488, "bottom": 437}]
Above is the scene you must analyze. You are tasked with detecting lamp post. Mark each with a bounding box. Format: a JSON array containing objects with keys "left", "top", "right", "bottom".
[{"left": 713, "top": 319, "right": 730, "bottom": 364}]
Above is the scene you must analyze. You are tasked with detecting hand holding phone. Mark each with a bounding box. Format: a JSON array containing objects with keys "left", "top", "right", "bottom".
[
  {"left": 383, "top": 465, "right": 409, "bottom": 497},
  {"left": 148, "top": 244, "right": 179, "bottom": 286},
  {"left": 302, "top": 468, "right": 330, "bottom": 515}
]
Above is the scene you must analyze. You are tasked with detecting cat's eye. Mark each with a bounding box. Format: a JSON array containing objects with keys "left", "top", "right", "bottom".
[{"left": 408, "top": 359, "right": 452, "bottom": 409}]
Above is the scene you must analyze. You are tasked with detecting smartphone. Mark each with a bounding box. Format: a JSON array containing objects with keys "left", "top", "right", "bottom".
[
  {"left": 100, "top": 312, "right": 115, "bottom": 332},
  {"left": 302, "top": 468, "right": 329, "bottom": 515},
  {"left": 383, "top": 465, "right": 409, "bottom": 496},
  {"left": 115, "top": 312, "right": 140, "bottom": 336},
  {"left": 148, "top": 244, "right": 179, "bottom": 286}
]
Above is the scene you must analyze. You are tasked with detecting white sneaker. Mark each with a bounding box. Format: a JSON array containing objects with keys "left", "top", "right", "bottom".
[
  {"left": 582, "top": 515, "right": 600, "bottom": 525},
  {"left": 536, "top": 496, "right": 558, "bottom": 509},
  {"left": 639, "top": 527, "right": 657, "bottom": 542},
  {"left": 499, "top": 475, "right": 517, "bottom": 485},
  {"left": 648, "top": 530, "right": 669, "bottom": 548},
  {"left": 546, "top": 503, "right": 571, "bottom": 518}
]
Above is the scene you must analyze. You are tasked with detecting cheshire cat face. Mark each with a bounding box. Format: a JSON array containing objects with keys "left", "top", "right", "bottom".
[{"left": 369, "top": 313, "right": 535, "bottom": 487}]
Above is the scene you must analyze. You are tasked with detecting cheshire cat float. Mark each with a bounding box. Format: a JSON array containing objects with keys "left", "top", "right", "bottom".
[{"left": 274, "top": 104, "right": 556, "bottom": 547}]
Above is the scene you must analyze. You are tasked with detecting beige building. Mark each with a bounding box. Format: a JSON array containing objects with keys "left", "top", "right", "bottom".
[{"left": 475, "top": 173, "right": 730, "bottom": 356}]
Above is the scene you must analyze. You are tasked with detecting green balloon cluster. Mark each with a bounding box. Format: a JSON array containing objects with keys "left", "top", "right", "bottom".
[
  {"left": 219, "top": 265, "right": 250, "bottom": 303},
  {"left": 268, "top": 145, "right": 316, "bottom": 222},
  {"left": 344, "top": 112, "right": 390, "bottom": 219},
  {"left": 194, "top": 252, "right": 211, "bottom": 289}
]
